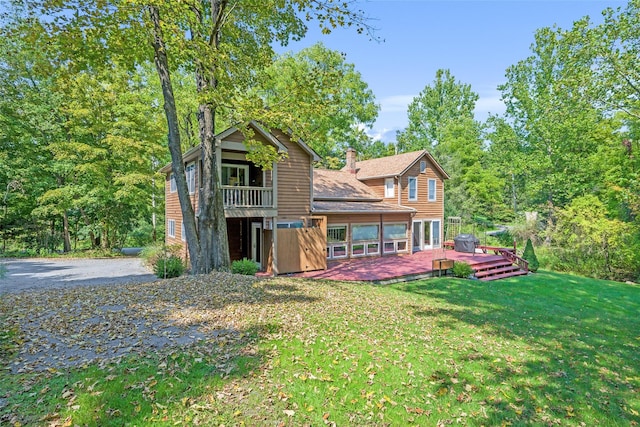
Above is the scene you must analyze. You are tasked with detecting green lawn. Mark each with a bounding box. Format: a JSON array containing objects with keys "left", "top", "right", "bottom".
[{"left": 1, "top": 270, "right": 639, "bottom": 426}]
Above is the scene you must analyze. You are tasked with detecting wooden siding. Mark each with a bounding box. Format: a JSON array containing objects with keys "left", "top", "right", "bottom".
[
  {"left": 398, "top": 155, "right": 444, "bottom": 219},
  {"left": 365, "top": 177, "right": 387, "bottom": 199},
  {"left": 165, "top": 167, "right": 198, "bottom": 261},
  {"left": 273, "top": 129, "right": 312, "bottom": 218}
]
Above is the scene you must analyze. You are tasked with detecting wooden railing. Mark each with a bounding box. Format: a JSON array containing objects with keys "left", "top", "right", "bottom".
[
  {"left": 499, "top": 248, "right": 529, "bottom": 273},
  {"left": 222, "top": 186, "right": 273, "bottom": 208}
]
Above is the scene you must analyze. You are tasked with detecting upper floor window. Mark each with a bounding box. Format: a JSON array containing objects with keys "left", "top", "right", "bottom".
[
  {"left": 384, "top": 178, "right": 394, "bottom": 198},
  {"left": 420, "top": 160, "right": 427, "bottom": 173},
  {"left": 222, "top": 164, "right": 248, "bottom": 186},
  {"left": 186, "top": 163, "right": 196, "bottom": 194},
  {"left": 428, "top": 178, "right": 437, "bottom": 201},
  {"left": 408, "top": 177, "right": 417, "bottom": 201},
  {"left": 169, "top": 174, "right": 176, "bottom": 193}
]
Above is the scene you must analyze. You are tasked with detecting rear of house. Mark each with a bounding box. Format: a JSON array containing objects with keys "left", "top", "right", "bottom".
[{"left": 163, "top": 124, "right": 449, "bottom": 275}]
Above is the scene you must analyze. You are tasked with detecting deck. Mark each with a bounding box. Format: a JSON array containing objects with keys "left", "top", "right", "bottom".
[{"left": 292, "top": 248, "right": 507, "bottom": 284}]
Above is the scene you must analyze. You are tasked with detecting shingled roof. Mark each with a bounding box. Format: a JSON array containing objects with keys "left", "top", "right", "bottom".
[
  {"left": 313, "top": 169, "right": 381, "bottom": 201},
  {"left": 345, "top": 149, "right": 449, "bottom": 180}
]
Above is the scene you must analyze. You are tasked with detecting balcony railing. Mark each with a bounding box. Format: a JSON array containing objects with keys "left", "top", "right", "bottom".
[{"left": 222, "top": 185, "right": 273, "bottom": 208}]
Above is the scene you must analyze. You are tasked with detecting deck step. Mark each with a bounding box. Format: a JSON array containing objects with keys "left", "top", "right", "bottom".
[
  {"left": 479, "top": 270, "right": 528, "bottom": 281},
  {"left": 474, "top": 265, "right": 521, "bottom": 278},
  {"left": 472, "top": 259, "right": 512, "bottom": 270}
]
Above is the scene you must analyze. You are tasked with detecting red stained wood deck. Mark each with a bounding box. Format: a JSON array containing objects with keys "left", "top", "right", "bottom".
[{"left": 292, "top": 249, "right": 506, "bottom": 284}]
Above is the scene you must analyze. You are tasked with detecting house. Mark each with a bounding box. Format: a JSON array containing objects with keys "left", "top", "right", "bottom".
[{"left": 162, "top": 123, "right": 449, "bottom": 275}]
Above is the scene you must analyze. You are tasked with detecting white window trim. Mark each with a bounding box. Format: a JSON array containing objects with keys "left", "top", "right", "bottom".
[
  {"left": 168, "top": 219, "right": 176, "bottom": 238},
  {"left": 181, "top": 222, "right": 185, "bottom": 241},
  {"left": 327, "top": 224, "right": 349, "bottom": 259},
  {"left": 169, "top": 173, "right": 176, "bottom": 193},
  {"left": 222, "top": 163, "right": 250, "bottom": 187},
  {"left": 428, "top": 178, "right": 437, "bottom": 202},
  {"left": 420, "top": 160, "right": 427, "bottom": 173},
  {"left": 384, "top": 177, "right": 394, "bottom": 198},
  {"left": 186, "top": 163, "right": 196, "bottom": 194},
  {"left": 408, "top": 176, "right": 418, "bottom": 201},
  {"left": 383, "top": 222, "right": 409, "bottom": 254}
]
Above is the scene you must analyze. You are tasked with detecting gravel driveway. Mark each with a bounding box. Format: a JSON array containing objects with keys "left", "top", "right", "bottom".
[{"left": 0, "top": 257, "right": 157, "bottom": 294}]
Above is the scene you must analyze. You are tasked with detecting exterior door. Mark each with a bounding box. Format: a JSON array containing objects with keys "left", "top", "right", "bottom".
[
  {"left": 413, "top": 219, "right": 442, "bottom": 251},
  {"left": 412, "top": 220, "right": 422, "bottom": 251},
  {"left": 251, "top": 222, "right": 262, "bottom": 268}
]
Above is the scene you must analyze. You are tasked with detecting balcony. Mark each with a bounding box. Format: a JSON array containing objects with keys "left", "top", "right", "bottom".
[{"left": 222, "top": 185, "right": 275, "bottom": 217}]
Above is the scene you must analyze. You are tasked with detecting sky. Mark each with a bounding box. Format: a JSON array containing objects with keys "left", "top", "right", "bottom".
[{"left": 281, "top": 0, "right": 627, "bottom": 142}]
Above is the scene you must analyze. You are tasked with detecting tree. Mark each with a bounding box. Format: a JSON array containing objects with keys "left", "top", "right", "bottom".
[
  {"left": 396, "top": 69, "right": 478, "bottom": 152},
  {"left": 260, "top": 43, "right": 379, "bottom": 166},
  {"left": 22, "top": 0, "right": 373, "bottom": 273},
  {"left": 522, "top": 238, "right": 539, "bottom": 272}
]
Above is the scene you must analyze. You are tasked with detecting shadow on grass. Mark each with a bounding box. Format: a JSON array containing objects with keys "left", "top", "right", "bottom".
[{"left": 396, "top": 271, "right": 640, "bottom": 424}]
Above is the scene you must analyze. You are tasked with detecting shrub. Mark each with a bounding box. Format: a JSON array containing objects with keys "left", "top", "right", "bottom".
[
  {"left": 141, "top": 244, "right": 182, "bottom": 268},
  {"left": 154, "top": 255, "right": 185, "bottom": 278},
  {"left": 452, "top": 261, "right": 474, "bottom": 278},
  {"left": 522, "top": 238, "right": 539, "bottom": 272},
  {"left": 232, "top": 258, "right": 259, "bottom": 276}
]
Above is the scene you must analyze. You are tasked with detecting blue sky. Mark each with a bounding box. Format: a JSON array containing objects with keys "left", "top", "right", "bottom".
[{"left": 283, "top": 0, "right": 626, "bottom": 142}]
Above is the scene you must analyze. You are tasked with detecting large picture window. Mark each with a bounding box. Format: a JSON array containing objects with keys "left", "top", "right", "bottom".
[
  {"left": 383, "top": 223, "right": 409, "bottom": 254},
  {"left": 408, "top": 177, "right": 417, "bottom": 201},
  {"left": 352, "top": 224, "right": 380, "bottom": 257}
]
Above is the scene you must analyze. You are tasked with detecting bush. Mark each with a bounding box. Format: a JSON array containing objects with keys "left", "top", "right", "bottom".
[
  {"left": 522, "top": 238, "right": 539, "bottom": 272},
  {"left": 141, "top": 244, "right": 182, "bottom": 268},
  {"left": 232, "top": 258, "right": 259, "bottom": 276},
  {"left": 154, "top": 255, "right": 185, "bottom": 278},
  {"left": 452, "top": 261, "right": 474, "bottom": 278}
]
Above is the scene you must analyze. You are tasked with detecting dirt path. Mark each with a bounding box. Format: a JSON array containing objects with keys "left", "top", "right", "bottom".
[{"left": 0, "top": 258, "right": 157, "bottom": 294}]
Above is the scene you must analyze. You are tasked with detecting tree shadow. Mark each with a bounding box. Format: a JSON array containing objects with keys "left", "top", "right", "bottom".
[{"left": 396, "top": 271, "right": 640, "bottom": 424}]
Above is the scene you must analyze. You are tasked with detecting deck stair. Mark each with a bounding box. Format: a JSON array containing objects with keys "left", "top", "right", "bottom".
[{"left": 472, "top": 258, "right": 527, "bottom": 281}]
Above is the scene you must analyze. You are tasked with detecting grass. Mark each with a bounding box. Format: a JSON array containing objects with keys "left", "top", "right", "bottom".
[{"left": 1, "top": 270, "right": 639, "bottom": 426}]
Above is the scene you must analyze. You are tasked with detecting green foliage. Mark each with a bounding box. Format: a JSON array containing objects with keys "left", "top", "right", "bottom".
[
  {"left": 452, "top": 261, "right": 474, "bottom": 278},
  {"left": 231, "top": 258, "right": 259, "bottom": 276},
  {"left": 154, "top": 255, "right": 185, "bottom": 279},
  {"left": 522, "top": 238, "right": 539, "bottom": 272},
  {"left": 545, "top": 195, "right": 639, "bottom": 280},
  {"left": 141, "top": 244, "right": 182, "bottom": 269}
]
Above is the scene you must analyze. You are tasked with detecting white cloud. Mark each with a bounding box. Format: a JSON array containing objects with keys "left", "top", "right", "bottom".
[{"left": 379, "top": 95, "right": 414, "bottom": 113}]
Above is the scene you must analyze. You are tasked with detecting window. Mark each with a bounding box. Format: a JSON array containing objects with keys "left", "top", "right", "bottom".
[
  {"left": 384, "top": 178, "right": 394, "bottom": 198},
  {"left": 327, "top": 225, "right": 348, "bottom": 259},
  {"left": 383, "top": 223, "right": 409, "bottom": 254},
  {"left": 408, "top": 177, "right": 417, "bottom": 201},
  {"left": 186, "top": 163, "right": 196, "bottom": 194},
  {"left": 222, "top": 164, "right": 249, "bottom": 186},
  {"left": 428, "top": 178, "right": 437, "bottom": 201},
  {"left": 169, "top": 174, "right": 176, "bottom": 193},
  {"left": 420, "top": 160, "right": 427, "bottom": 173},
  {"left": 328, "top": 225, "right": 347, "bottom": 242},
  {"left": 352, "top": 224, "right": 379, "bottom": 241},
  {"left": 277, "top": 221, "right": 304, "bottom": 229},
  {"left": 384, "top": 223, "right": 407, "bottom": 240},
  {"left": 168, "top": 219, "right": 176, "bottom": 238},
  {"left": 351, "top": 224, "right": 380, "bottom": 257},
  {"left": 181, "top": 222, "right": 185, "bottom": 241}
]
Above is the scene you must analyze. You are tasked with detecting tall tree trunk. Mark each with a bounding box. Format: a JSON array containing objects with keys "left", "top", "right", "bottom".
[
  {"left": 62, "top": 211, "right": 72, "bottom": 252},
  {"left": 148, "top": 5, "right": 230, "bottom": 274}
]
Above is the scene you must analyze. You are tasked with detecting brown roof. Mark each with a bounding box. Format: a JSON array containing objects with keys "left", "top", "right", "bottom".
[
  {"left": 312, "top": 201, "right": 416, "bottom": 214},
  {"left": 345, "top": 149, "right": 450, "bottom": 180},
  {"left": 313, "top": 169, "right": 381, "bottom": 201}
]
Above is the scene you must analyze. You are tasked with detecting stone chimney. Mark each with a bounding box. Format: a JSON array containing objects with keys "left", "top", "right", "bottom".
[{"left": 346, "top": 148, "right": 357, "bottom": 174}]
